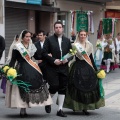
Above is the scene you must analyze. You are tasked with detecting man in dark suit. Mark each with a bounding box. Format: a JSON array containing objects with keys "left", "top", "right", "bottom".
[
  {"left": 34, "top": 30, "right": 47, "bottom": 81},
  {"left": 0, "top": 35, "right": 5, "bottom": 60},
  {"left": 43, "top": 21, "right": 72, "bottom": 117}
]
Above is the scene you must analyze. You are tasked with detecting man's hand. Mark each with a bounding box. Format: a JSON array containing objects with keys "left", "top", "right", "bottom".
[
  {"left": 54, "top": 59, "right": 62, "bottom": 65},
  {"left": 48, "top": 53, "right": 52, "bottom": 57},
  {"left": 62, "top": 59, "right": 68, "bottom": 64}
]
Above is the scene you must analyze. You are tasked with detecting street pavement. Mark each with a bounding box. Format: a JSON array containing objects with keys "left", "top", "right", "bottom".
[{"left": 0, "top": 68, "right": 120, "bottom": 120}]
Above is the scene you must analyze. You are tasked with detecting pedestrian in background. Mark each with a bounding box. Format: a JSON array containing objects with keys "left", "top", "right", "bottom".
[
  {"left": 114, "top": 33, "right": 120, "bottom": 64},
  {"left": 34, "top": 30, "right": 50, "bottom": 81},
  {"left": 94, "top": 35, "right": 104, "bottom": 69},
  {"left": 6, "top": 35, "right": 19, "bottom": 64},
  {"left": 0, "top": 35, "right": 5, "bottom": 60},
  {"left": 1, "top": 35, "right": 19, "bottom": 94}
]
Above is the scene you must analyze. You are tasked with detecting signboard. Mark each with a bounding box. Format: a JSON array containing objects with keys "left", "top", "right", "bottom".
[
  {"left": 27, "top": 0, "right": 42, "bottom": 5},
  {"left": 103, "top": 18, "right": 112, "bottom": 34},
  {"left": 6, "top": 0, "right": 42, "bottom": 5},
  {"left": 105, "top": 11, "right": 120, "bottom": 19},
  {"left": 6, "top": 0, "right": 26, "bottom": 3}
]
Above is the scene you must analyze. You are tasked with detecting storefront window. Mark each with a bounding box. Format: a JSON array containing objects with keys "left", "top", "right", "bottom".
[{"left": 0, "top": 1, "right": 3, "bottom": 24}]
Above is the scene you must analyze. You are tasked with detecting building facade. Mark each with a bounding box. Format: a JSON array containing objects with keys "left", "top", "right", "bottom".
[
  {"left": 5, "top": 0, "right": 59, "bottom": 58},
  {"left": 53, "top": 0, "right": 108, "bottom": 50},
  {"left": 4, "top": 0, "right": 113, "bottom": 62},
  {"left": 0, "top": 0, "right": 5, "bottom": 64},
  {"left": 106, "top": 0, "right": 120, "bottom": 35}
]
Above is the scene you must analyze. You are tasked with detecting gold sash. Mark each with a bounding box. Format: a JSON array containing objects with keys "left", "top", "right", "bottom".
[{"left": 15, "top": 43, "right": 42, "bottom": 74}]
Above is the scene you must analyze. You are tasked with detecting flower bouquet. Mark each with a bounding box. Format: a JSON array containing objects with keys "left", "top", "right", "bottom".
[
  {"left": 0, "top": 65, "right": 31, "bottom": 92},
  {"left": 96, "top": 41, "right": 102, "bottom": 50},
  {"left": 108, "top": 39, "right": 112, "bottom": 45},
  {"left": 0, "top": 65, "right": 9, "bottom": 75},
  {"left": 104, "top": 39, "right": 112, "bottom": 45},
  {"left": 97, "top": 69, "right": 106, "bottom": 79},
  {"left": 97, "top": 69, "right": 106, "bottom": 98},
  {"left": 0, "top": 65, "right": 10, "bottom": 93},
  {"left": 61, "top": 48, "right": 77, "bottom": 61}
]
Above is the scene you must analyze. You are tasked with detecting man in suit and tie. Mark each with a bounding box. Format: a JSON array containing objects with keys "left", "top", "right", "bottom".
[
  {"left": 34, "top": 30, "right": 47, "bottom": 81},
  {"left": 43, "top": 21, "right": 72, "bottom": 117}
]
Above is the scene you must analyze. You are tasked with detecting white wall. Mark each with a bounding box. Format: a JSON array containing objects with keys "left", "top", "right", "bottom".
[
  {"left": 54, "top": 0, "right": 105, "bottom": 50},
  {"left": 106, "top": 1, "right": 120, "bottom": 10},
  {"left": 28, "top": 10, "right": 35, "bottom": 33},
  {"left": 0, "top": 0, "right": 5, "bottom": 64}
]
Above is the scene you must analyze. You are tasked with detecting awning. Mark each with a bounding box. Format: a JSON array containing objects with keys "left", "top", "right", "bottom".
[
  {"left": 85, "top": 0, "right": 112, "bottom": 3},
  {"left": 66, "top": 0, "right": 113, "bottom": 5},
  {"left": 5, "top": 1, "right": 60, "bottom": 12}
]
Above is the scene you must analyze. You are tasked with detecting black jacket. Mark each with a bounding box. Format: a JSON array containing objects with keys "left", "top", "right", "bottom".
[
  {"left": 42, "top": 34, "right": 72, "bottom": 68},
  {"left": 34, "top": 41, "right": 46, "bottom": 68},
  {"left": 0, "top": 35, "right": 5, "bottom": 59}
]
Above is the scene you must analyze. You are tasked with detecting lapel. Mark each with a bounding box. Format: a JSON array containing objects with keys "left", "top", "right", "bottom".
[
  {"left": 61, "top": 36, "right": 65, "bottom": 52},
  {"left": 54, "top": 34, "right": 61, "bottom": 52},
  {"left": 37, "top": 41, "right": 41, "bottom": 50}
]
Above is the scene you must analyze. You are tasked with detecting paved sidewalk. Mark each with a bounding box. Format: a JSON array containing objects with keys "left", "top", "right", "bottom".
[
  {"left": 104, "top": 68, "right": 120, "bottom": 110},
  {"left": 0, "top": 68, "right": 120, "bottom": 120}
]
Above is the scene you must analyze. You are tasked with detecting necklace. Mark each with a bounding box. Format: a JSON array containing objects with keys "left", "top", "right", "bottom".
[
  {"left": 24, "top": 45, "right": 29, "bottom": 49},
  {"left": 22, "top": 42, "right": 29, "bottom": 49}
]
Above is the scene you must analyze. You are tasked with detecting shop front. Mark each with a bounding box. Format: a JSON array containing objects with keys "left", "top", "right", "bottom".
[
  {"left": 5, "top": 0, "right": 60, "bottom": 57},
  {"left": 105, "top": 10, "right": 120, "bottom": 35}
]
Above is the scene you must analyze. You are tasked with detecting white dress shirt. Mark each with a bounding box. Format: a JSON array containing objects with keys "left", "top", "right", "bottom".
[
  {"left": 58, "top": 37, "right": 62, "bottom": 51},
  {"left": 58, "top": 36, "right": 62, "bottom": 58},
  {"left": 40, "top": 41, "right": 44, "bottom": 49},
  {"left": 115, "top": 38, "right": 120, "bottom": 52}
]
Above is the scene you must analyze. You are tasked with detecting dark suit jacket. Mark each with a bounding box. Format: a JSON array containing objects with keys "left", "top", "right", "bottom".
[
  {"left": 34, "top": 41, "right": 46, "bottom": 68},
  {"left": 42, "top": 34, "right": 72, "bottom": 71},
  {"left": 34, "top": 41, "right": 47, "bottom": 80},
  {"left": 0, "top": 35, "right": 5, "bottom": 59}
]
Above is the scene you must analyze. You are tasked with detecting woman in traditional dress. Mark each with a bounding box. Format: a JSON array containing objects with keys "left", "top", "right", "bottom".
[
  {"left": 101, "top": 34, "right": 116, "bottom": 73},
  {"left": 1, "top": 35, "right": 19, "bottom": 94},
  {"left": 6, "top": 35, "right": 19, "bottom": 64},
  {"left": 63, "top": 30, "right": 105, "bottom": 115},
  {"left": 94, "top": 35, "right": 104, "bottom": 69},
  {"left": 114, "top": 33, "right": 120, "bottom": 67},
  {"left": 5, "top": 30, "right": 52, "bottom": 117}
]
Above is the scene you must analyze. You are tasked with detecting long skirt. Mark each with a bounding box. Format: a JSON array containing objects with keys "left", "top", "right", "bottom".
[
  {"left": 63, "top": 60, "right": 105, "bottom": 111},
  {"left": 5, "top": 81, "right": 52, "bottom": 108}
]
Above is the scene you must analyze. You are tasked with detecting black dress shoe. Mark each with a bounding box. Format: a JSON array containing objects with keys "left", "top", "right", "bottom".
[
  {"left": 57, "top": 109, "right": 67, "bottom": 117},
  {"left": 20, "top": 113, "right": 28, "bottom": 118},
  {"left": 82, "top": 110, "right": 90, "bottom": 115},
  {"left": 45, "top": 105, "right": 51, "bottom": 113},
  {"left": 20, "top": 113, "right": 25, "bottom": 118},
  {"left": 24, "top": 113, "right": 28, "bottom": 117}
]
